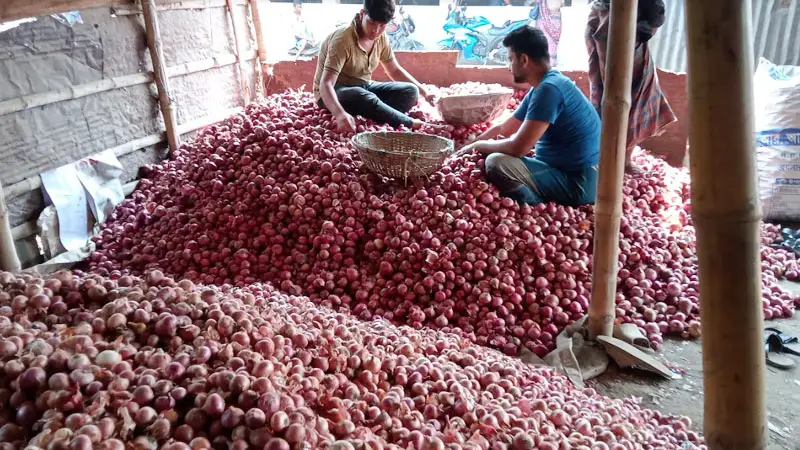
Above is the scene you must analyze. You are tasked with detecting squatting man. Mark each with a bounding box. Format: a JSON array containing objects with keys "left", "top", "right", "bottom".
[
  {"left": 313, "top": 0, "right": 440, "bottom": 133},
  {"left": 461, "top": 26, "right": 601, "bottom": 207}
]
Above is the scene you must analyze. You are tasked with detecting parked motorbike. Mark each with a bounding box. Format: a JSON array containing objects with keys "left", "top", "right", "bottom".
[
  {"left": 387, "top": 7, "right": 425, "bottom": 51},
  {"left": 439, "top": 7, "right": 539, "bottom": 65}
]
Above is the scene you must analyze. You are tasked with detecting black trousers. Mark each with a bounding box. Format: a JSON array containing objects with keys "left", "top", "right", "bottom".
[{"left": 324, "top": 81, "right": 419, "bottom": 127}]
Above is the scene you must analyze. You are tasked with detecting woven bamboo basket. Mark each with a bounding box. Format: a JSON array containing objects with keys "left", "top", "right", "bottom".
[
  {"left": 437, "top": 88, "right": 514, "bottom": 125},
  {"left": 352, "top": 131, "right": 454, "bottom": 182}
]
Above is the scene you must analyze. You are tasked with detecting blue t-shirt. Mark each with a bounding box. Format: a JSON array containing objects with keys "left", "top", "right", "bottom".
[{"left": 513, "top": 70, "right": 601, "bottom": 172}]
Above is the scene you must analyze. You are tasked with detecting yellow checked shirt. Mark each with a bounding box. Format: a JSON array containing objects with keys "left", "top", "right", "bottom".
[{"left": 313, "top": 16, "right": 395, "bottom": 102}]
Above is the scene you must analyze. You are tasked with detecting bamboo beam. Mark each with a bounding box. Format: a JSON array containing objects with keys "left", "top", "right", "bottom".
[
  {"left": 686, "top": 1, "right": 765, "bottom": 448},
  {"left": 0, "top": 0, "right": 130, "bottom": 22},
  {"left": 226, "top": 0, "right": 251, "bottom": 106},
  {"left": 0, "top": 52, "right": 253, "bottom": 118},
  {"left": 587, "top": 0, "right": 637, "bottom": 339},
  {"left": 0, "top": 183, "right": 22, "bottom": 272},
  {"left": 142, "top": 0, "right": 181, "bottom": 154},
  {"left": 0, "top": 73, "right": 151, "bottom": 117},
  {"left": 249, "top": 0, "right": 269, "bottom": 82},
  {"left": 11, "top": 221, "right": 36, "bottom": 241},
  {"left": 111, "top": 0, "right": 246, "bottom": 14}
]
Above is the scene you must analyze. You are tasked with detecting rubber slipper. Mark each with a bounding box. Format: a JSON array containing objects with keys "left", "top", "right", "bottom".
[
  {"left": 765, "top": 328, "right": 799, "bottom": 345},
  {"left": 765, "top": 334, "right": 797, "bottom": 370},
  {"left": 768, "top": 333, "right": 800, "bottom": 357}
]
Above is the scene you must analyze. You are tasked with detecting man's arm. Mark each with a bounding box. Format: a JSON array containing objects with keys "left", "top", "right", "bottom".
[
  {"left": 472, "top": 119, "right": 549, "bottom": 157},
  {"left": 294, "top": 39, "right": 308, "bottom": 60},
  {"left": 463, "top": 83, "right": 560, "bottom": 157},
  {"left": 319, "top": 70, "right": 346, "bottom": 118},
  {"left": 317, "top": 36, "right": 356, "bottom": 132},
  {"left": 476, "top": 114, "right": 523, "bottom": 141}
]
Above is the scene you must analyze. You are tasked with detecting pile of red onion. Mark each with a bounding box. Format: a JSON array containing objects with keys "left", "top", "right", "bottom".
[
  {"left": 85, "top": 87, "right": 798, "bottom": 358},
  {"left": 0, "top": 270, "right": 702, "bottom": 449}
]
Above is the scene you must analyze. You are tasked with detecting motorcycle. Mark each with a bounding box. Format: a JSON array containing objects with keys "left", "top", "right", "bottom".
[
  {"left": 439, "top": 6, "right": 539, "bottom": 65},
  {"left": 387, "top": 7, "right": 425, "bottom": 51}
]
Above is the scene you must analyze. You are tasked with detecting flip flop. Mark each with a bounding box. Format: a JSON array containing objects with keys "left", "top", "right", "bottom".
[
  {"left": 765, "top": 328, "right": 799, "bottom": 345},
  {"left": 765, "top": 333, "right": 798, "bottom": 370}
]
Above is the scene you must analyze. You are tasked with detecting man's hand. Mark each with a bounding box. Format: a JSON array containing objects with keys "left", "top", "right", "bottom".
[
  {"left": 455, "top": 140, "right": 488, "bottom": 157},
  {"left": 418, "top": 85, "right": 437, "bottom": 103},
  {"left": 335, "top": 113, "right": 357, "bottom": 133}
]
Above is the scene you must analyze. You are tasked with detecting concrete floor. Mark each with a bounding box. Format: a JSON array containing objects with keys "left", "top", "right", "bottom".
[{"left": 590, "top": 283, "right": 800, "bottom": 449}]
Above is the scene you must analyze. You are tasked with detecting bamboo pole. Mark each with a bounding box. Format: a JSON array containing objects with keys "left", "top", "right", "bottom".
[
  {"left": 685, "top": 1, "right": 765, "bottom": 448},
  {"left": 112, "top": 0, "right": 247, "bottom": 15},
  {"left": 142, "top": 0, "right": 181, "bottom": 154},
  {"left": 0, "top": 183, "right": 22, "bottom": 272},
  {"left": 249, "top": 0, "right": 270, "bottom": 83},
  {"left": 226, "top": 0, "right": 251, "bottom": 106},
  {"left": 587, "top": 0, "right": 638, "bottom": 338}
]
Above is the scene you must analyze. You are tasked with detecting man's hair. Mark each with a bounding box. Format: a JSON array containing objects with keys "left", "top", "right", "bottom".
[
  {"left": 502, "top": 26, "right": 550, "bottom": 62},
  {"left": 364, "top": 0, "right": 396, "bottom": 23},
  {"left": 293, "top": 0, "right": 302, "bottom": 6}
]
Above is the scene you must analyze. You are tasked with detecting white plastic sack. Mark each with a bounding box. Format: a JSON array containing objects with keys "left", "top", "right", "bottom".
[{"left": 754, "top": 58, "right": 800, "bottom": 221}]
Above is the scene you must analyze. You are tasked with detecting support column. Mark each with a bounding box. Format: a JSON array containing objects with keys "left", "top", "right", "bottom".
[
  {"left": 587, "top": 0, "right": 637, "bottom": 338},
  {"left": 142, "top": 0, "right": 181, "bottom": 155},
  {"left": 227, "top": 0, "right": 251, "bottom": 106},
  {"left": 686, "top": 1, "right": 765, "bottom": 448},
  {"left": 250, "top": 0, "right": 270, "bottom": 88}
]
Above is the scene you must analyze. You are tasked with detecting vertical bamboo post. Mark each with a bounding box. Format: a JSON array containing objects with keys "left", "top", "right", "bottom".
[
  {"left": 0, "top": 182, "right": 21, "bottom": 272},
  {"left": 587, "top": 0, "right": 637, "bottom": 338},
  {"left": 249, "top": 0, "right": 270, "bottom": 85},
  {"left": 142, "top": 0, "right": 181, "bottom": 154},
  {"left": 686, "top": 1, "right": 765, "bottom": 448},
  {"left": 227, "top": 0, "right": 251, "bottom": 106}
]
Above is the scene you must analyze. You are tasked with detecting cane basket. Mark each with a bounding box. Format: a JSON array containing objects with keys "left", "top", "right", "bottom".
[
  {"left": 352, "top": 131, "right": 454, "bottom": 182},
  {"left": 437, "top": 88, "right": 514, "bottom": 125}
]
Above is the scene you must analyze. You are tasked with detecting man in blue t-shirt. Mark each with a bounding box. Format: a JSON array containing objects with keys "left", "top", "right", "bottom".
[{"left": 460, "top": 26, "right": 601, "bottom": 206}]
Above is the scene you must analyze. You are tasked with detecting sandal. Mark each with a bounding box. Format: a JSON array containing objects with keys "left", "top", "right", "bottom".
[
  {"left": 765, "top": 328, "right": 799, "bottom": 345},
  {"left": 765, "top": 331, "right": 799, "bottom": 370}
]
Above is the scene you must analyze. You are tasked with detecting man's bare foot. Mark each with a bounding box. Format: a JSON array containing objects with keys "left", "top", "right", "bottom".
[{"left": 625, "top": 162, "right": 643, "bottom": 175}]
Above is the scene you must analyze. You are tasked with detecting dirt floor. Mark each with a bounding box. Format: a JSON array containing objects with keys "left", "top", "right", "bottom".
[{"left": 590, "top": 282, "right": 800, "bottom": 449}]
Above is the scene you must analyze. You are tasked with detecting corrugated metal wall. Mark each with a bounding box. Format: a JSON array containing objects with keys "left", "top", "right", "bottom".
[{"left": 649, "top": 0, "right": 800, "bottom": 73}]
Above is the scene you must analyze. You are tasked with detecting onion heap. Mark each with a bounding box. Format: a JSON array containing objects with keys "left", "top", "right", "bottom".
[
  {"left": 84, "top": 87, "right": 798, "bottom": 356},
  {"left": 438, "top": 83, "right": 509, "bottom": 97},
  {"left": 85, "top": 88, "right": 798, "bottom": 357},
  {"left": 0, "top": 270, "right": 702, "bottom": 449}
]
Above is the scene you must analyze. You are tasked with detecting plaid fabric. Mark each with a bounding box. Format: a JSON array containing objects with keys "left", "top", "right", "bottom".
[{"left": 585, "top": 5, "right": 676, "bottom": 151}]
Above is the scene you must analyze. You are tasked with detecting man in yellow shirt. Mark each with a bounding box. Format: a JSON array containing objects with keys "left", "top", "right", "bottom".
[{"left": 313, "top": 0, "right": 436, "bottom": 133}]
